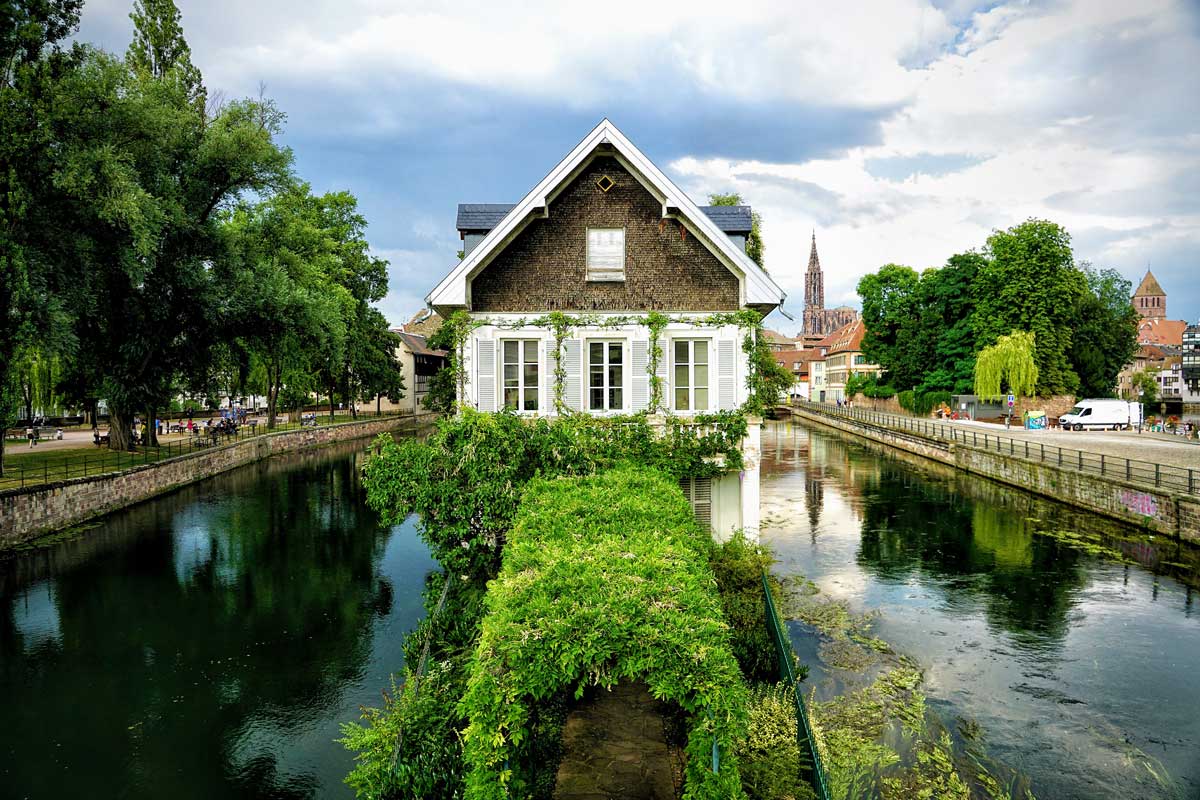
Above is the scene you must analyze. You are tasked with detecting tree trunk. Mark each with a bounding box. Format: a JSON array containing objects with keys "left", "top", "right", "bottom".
[
  {"left": 146, "top": 404, "right": 159, "bottom": 447},
  {"left": 108, "top": 408, "right": 135, "bottom": 450},
  {"left": 88, "top": 399, "right": 98, "bottom": 431},
  {"left": 267, "top": 362, "right": 280, "bottom": 430},
  {"left": 328, "top": 382, "right": 335, "bottom": 421},
  {"left": 376, "top": 394, "right": 381, "bottom": 416}
]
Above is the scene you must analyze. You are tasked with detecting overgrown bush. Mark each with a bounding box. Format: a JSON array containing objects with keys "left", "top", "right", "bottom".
[
  {"left": 361, "top": 409, "right": 748, "bottom": 577},
  {"left": 340, "top": 574, "right": 487, "bottom": 799},
  {"left": 459, "top": 467, "right": 749, "bottom": 799},
  {"left": 710, "top": 532, "right": 797, "bottom": 683},
  {"left": 740, "top": 683, "right": 818, "bottom": 800}
]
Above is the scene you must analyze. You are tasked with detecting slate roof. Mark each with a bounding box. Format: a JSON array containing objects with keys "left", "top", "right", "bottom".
[
  {"left": 392, "top": 331, "right": 447, "bottom": 358},
  {"left": 456, "top": 203, "right": 753, "bottom": 233}
]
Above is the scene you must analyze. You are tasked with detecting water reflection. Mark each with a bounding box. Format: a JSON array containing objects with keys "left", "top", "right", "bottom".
[
  {"left": 761, "top": 421, "right": 1200, "bottom": 800},
  {"left": 0, "top": 441, "right": 436, "bottom": 800}
]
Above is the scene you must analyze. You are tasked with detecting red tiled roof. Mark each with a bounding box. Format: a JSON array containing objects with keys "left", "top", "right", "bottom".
[
  {"left": 1137, "top": 318, "right": 1185, "bottom": 346},
  {"left": 827, "top": 319, "right": 866, "bottom": 353}
]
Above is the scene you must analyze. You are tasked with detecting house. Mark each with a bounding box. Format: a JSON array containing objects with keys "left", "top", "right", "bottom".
[
  {"left": 772, "top": 349, "right": 824, "bottom": 401},
  {"left": 373, "top": 327, "right": 448, "bottom": 414},
  {"left": 426, "top": 119, "right": 785, "bottom": 536},
  {"left": 762, "top": 329, "right": 796, "bottom": 352},
  {"left": 1117, "top": 344, "right": 1169, "bottom": 399},
  {"left": 822, "top": 319, "right": 881, "bottom": 402}
]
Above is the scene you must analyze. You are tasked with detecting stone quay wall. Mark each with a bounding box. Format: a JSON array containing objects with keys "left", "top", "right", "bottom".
[
  {"left": 0, "top": 414, "right": 434, "bottom": 550},
  {"left": 788, "top": 406, "right": 1197, "bottom": 543}
]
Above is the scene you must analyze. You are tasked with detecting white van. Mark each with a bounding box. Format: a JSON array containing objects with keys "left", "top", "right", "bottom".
[{"left": 1059, "top": 399, "right": 1143, "bottom": 431}]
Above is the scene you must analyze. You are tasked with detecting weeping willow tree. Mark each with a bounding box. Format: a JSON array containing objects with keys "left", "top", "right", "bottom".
[{"left": 974, "top": 330, "right": 1038, "bottom": 400}]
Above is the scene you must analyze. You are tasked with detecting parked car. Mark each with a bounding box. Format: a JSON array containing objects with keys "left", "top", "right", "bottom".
[{"left": 1059, "top": 399, "right": 1143, "bottom": 431}]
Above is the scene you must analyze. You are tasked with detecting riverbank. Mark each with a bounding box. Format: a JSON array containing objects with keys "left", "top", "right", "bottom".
[
  {"left": 0, "top": 412, "right": 437, "bottom": 550},
  {"left": 783, "top": 404, "right": 1200, "bottom": 542}
]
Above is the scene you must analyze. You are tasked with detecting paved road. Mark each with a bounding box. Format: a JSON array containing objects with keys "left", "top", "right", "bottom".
[{"left": 939, "top": 419, "right": 1200, "bottom": 469}]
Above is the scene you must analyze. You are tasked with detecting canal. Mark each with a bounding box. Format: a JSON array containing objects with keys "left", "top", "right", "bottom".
[
  {"left": 0, "top": 439, "right": 437, "bottom": 799},
  {"left": 3, "top": 425, "right": 1198, "bottom": 799},
  {"left": 762, "top": 420, "right": 1200, "bottom": 800}
]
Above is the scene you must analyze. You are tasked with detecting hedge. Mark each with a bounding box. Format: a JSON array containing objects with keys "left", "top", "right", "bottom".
[
  {"left": 459, "top": 467, "right": 749, "bottom": 799},
  {"left": 362, "top": 409, "right": 749, "bottom": 577}
]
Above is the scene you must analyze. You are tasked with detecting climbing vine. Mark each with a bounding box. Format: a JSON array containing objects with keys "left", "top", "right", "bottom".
[{"left": 447, "top": 307, "right": 781, "bottom": 415}]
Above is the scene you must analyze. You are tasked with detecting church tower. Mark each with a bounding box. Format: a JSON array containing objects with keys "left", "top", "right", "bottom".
[
  {"left": 1133, "top": 270, "right": 1166, "bottom": 320},
  {"left": 802, "top": 232, "right": 825, "bottom": 336}
]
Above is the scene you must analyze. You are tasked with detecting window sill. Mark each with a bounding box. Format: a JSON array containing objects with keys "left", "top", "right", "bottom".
[{"left": 585, "top": 276, "right": 626, "bottom": 283}]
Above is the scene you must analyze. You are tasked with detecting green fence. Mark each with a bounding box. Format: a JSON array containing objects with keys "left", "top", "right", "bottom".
[{"left": 762, "top": 570, "right": 832, "bottom": 800}]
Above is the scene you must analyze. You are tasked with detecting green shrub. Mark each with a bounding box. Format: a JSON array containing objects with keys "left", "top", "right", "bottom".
[
  {"left": 897, "top": 389, "right": 952, "bottom": 416},
  {"left": 710, "top": 532, "right": 781, "bottom": 683},
  {"left": 740, "top": 683, "right": 817, "bottom": 800},
  {"left": 340, "top": 574, "right": 487, "bottom": 799},
  {"left": 361, "top": 409, "right": 748, "bottom": 577},
  {"left": 459, "top": 467, "right": 749, "bottom": 800}
]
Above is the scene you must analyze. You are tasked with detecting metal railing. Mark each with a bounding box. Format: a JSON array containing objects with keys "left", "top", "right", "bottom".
[
  {"left": 0, "top": 412, "right": 409, "bottom": 492},
  {"left": 796, "top": 402, "right": 1199, "bottom": 496},
  {"left": 763, "top": 570, "right": 832, "bottom": 800}
]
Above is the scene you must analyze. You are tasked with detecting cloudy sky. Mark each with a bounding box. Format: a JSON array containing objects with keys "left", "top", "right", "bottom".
[{"left": 79, "top": 0, "right": 1199, "bottom": 333}]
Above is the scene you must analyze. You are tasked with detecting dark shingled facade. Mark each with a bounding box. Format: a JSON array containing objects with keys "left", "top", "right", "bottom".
[{"left": 470, "top": 157, "right": 741, "bottom": 313}]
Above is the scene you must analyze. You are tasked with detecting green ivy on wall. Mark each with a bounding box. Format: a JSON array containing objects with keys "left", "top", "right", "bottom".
[{"left": 446, "top": 307, "right": 781, "bottom": 415}]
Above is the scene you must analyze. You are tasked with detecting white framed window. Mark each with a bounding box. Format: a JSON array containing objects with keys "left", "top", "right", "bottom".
[
  {"left": 586, "top": 228, "right": 625, "bottom": 281},
  {"left": 673, "top": 339, "right": 709, "bottom": 411},
  {"left": 502, "top": 339, "right": 539, "bottom": 412},
  {"left": 588, "top": 341, "right": 624, "bottom": 411}
]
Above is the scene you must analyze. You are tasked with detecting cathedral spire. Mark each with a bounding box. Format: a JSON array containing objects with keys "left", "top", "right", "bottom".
[{"left": 808, "top": 231, "right": 820, "bottom": 272}]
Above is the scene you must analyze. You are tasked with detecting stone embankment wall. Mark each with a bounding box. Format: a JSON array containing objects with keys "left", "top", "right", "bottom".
[
  {"left": 0, "top": 414, "right": 435, "bottom": 549},
  {"left": 788, "top": 406, "right": 1198, "bottom": 543}
]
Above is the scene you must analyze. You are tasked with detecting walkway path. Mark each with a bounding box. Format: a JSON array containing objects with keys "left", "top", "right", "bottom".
[
  {"left": 942, "top": 420, "right": 1200, "bottom": 469},
  {"left": 553, "top": 682, "right": 683, "bottom": 800}
]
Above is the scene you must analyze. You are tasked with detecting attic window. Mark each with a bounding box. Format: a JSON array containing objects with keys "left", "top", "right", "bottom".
[
  {"left": 586, "top": 228, "right": 625, "bottom": 281},
  {"left": 596, "top": 174, "right": 615, "bottom": 193}
]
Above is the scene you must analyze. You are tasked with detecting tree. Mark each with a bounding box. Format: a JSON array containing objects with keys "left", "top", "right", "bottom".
[
  {"left": 0, "top": 0, "right": 85, "bottom": 475},
  {"left": 974, "top": 330, "right": 1038, "bottom": 401},
  {"left": 708, "top": 192, "right": 765, "bottom": 269},
  {"left": 54, "top": 14, "right": 291, "bottom": 448},
  {"left": 1069, "top": 266, "right": 1139, "bottom": 398},
  {"left": 973, "top": 220, "right": 1086, "bottom": 396},
  {"left": 1129, "top": 368, "right": 1158, "bottom": 404},
  {"left": 422, "top": 320, "right": 457, "bottom": 413},
  {"left": 857, "top": 263, "right": 922, "bottom": 388},
  {"left": 126, "top": 0, "right": 204, "bottom": 110}
]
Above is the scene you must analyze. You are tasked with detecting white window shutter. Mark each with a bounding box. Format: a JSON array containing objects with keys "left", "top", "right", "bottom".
[
  {"left": 631, "top": 340, "right": 649, "bottom": 412},
  {"left": 563, "top": 339, "right": 582, "bottom": 411},
  {"left": 680, "top": 477, "right": 712, "bottom": 530},
  {"left": 476, "top": 338, "right": 496, "bottom": 412},
  {"left": 718, "top": 339, "right": 736, "bottom": 410}
]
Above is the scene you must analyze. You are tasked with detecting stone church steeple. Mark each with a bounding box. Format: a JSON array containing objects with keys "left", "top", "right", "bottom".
[
  {"left": 1133, "top": 269, "right": 1166, "bottom": 320},
  {"left": 802, "top": 232, "right": 825, "bottom": 336}
]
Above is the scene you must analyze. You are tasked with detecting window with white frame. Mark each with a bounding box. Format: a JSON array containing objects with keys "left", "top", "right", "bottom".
[
  {"left": 502, "top": 340, "right": 539, "bottom": 411},
  {"left": 588, "top": 341, "right": 624, "bottom": 411},
  {"left": 586, "top": 228, "right": 625, "bottom": 281},
  {"left": 673, "top": 339, "right": 709, "bottom": 411}
]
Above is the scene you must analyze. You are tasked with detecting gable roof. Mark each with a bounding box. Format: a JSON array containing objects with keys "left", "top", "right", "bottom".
[
  {"left": 390, "top": 330, "right": 448, "bottom": 358},
  {"left": 827, "top": 319, "right": 867, "bottom": 354},
  {"left": 762, "top": 328, "right": 795, "bottom": 346},
  {"left": 1134, "top": 270, "right": 1165, "bottom": 297},
  {"left": 428, "top": 119, "right": 784, "bottom": 310},
  {"left": 401, "top": 308, "right": 443, "bottom": 337},
  {"left": 457, "top": 203, "right": 753, "bottom": 234}
]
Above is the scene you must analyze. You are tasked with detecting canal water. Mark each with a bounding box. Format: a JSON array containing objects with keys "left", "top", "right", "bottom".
[
  {"left": 762, "top": 421, "right": 1200, "bottom": 800},
  {"left": 0, "top": 440, "right": 437, "bottom": 799}
]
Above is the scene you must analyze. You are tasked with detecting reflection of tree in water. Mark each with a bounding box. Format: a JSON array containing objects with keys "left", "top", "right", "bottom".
[
  {"left": 852, "top": 461, "right": 1089, "bottom": 648},
  {"left": 0, "top": 450, "right": 395, "bottom": 800}
]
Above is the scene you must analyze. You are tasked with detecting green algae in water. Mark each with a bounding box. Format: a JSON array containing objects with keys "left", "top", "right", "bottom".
[{"left": 5, "top": 521, "right": 101, "bottom": 554}]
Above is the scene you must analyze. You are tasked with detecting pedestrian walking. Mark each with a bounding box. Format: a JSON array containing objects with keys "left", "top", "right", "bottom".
[{"left": 26, "top": 427, "right": 34, "bottom": 448}]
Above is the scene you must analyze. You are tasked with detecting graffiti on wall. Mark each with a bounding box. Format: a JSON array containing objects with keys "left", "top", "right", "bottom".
[{"left": 1120, "top": 490, "right": 1159, "bottom": 518}]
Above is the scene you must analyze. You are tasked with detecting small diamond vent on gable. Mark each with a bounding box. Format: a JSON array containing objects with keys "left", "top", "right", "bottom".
[{"left": 596, "top": 174, "right": 615, "bottom": 193}]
